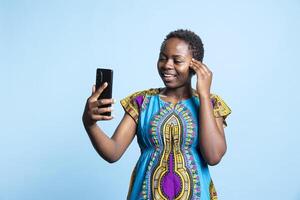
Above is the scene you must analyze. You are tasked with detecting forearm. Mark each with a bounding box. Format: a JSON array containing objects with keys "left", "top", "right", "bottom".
[
  {"left": 198, "top": 95, "right": 226, "bottom": 165},
  {"left": 83, "top": 122, "right": 119, "bottom": 163}
]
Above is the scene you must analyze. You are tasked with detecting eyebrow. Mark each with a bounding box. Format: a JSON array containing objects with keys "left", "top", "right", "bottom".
[{"left": 160, "top": 52, "right": 185, "bottom": 58}]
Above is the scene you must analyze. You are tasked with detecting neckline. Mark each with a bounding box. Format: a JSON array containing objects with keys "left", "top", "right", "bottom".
[
  {"left": 158, "top": 94, "right": 194, "bottom": 105},
  {"left": 157, "top": 87, "right": 196, "bottom": 105}
]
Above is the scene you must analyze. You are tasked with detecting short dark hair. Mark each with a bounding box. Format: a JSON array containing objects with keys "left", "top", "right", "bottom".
[{"left": 161, "top": 29, "right": 204, "bottom": 62}]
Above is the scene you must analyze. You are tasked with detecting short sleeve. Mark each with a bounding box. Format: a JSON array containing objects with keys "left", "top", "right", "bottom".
[
  {"left": 211, "top": 94, "right": 232, "bottom": 127},
  {"left": 120, "top": 91, "right": 145, "bottom": 124}
]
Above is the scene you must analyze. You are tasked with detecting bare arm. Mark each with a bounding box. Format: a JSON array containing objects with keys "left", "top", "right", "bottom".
[
  {"left": 82, "top": 83, "right": 136, "bottom": 163},
  {"left": 198, "top": 95, "right": 227, "bottom": 166},
  {"left": 190, "top": 58, "right": 227, "bottom": 166}
]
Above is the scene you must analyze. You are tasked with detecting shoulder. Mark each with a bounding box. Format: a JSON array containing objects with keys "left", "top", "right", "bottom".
[
  {"left": 120, "top": 88, "right": 160, "bottom": 123},
  {"left": 121, "top": 88, "right": 160, "bottom": 104},
  {"left": 210, "top": 93, "right": 221, "bottom": 105},
  {"left": 192, "top": 90, "right": 227, "bottom": 106},
  {"left": 126, "top": 88, "right": 160, "bottom": 98},
  {"left": 209, "top": 93, "right": 232, "bottom": 126},
  {"left": 191, "top": 90, "right": 221, "bottom": 104},
  {"left": 192, "top": 90, "right": 232, "bottom": 119},
  {"left": 209, "top": 93, "right": 230, "bottom": 110}
]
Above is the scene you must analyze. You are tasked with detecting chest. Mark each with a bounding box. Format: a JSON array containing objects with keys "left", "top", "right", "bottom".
[{"left": 137, "top": 96, "right": 200, "bottom": 149}]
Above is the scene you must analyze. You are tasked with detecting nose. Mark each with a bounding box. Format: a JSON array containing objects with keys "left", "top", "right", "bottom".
[{"left": 162, "top": 58, "right": 174, "bottom": 69}]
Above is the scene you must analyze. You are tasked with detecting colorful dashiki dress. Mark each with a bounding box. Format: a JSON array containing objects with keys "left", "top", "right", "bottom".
[{"left": 120, "top": 88, "right": 231, "bottom": 200}]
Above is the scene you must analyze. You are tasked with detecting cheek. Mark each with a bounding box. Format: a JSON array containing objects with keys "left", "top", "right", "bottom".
[
  {"left": 157, "top": 61, "right": 163, "bottom": 69},
  {"left": 176, "top": 64, "right": 190, "bottom": 76},
  {"left": 156, "top": 62, "right": 161, "bottom": 71}
]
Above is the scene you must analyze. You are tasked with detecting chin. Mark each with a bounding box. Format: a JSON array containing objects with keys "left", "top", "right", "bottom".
[
  {"left": 163, "top": 81, "right": 183, "bottom": 89},
  {"left": 163, "top": 81, "right": 175, "bottom": 87}
]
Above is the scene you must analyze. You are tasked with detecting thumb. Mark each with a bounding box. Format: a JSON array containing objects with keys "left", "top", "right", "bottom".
[{"left": 92, "top": 85, "right": 96, "bottom": 95}]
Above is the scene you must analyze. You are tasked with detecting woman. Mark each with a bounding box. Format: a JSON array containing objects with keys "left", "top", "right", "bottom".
[{"left": 82, "top": 29, "right": 231, "bottom": 200}]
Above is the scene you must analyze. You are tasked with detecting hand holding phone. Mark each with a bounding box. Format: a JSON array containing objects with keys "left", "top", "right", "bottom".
[
  {"left": 95, "top": 68, "right": 113, "bottom": 116},
  {"left": 82, "top": 68, "right": 114, "bottom": 128}
]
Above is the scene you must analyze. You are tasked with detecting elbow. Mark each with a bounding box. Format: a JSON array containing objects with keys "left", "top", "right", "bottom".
[
  {"left": 97, "top": 143, "right": 122, "bottom": 164},
  {"left": 104, "top": 156, "right": 120, "bottom": 164},
  {"left": 106, "top": 158, "right": 118, "bottom": 164},
  {"left": 206, "top": 156, "right": 222, "bottom": 166},
  {"left": 98, "top": 152, "right": 120, "bottom": 164},
  {"left": 205, "top": 148, "right": 227, "bottom": 166}
]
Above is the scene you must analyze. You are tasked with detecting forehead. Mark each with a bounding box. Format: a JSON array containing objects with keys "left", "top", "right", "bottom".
[{"left": 161, "top": 38, "right": 191, "bottom": 56}]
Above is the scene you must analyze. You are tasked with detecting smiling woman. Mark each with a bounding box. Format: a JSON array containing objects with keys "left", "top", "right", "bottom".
[
  {"left": 158, "top": 38, "right": 193, "bottom": 90},
  {"left": 82, "top": 29, "right": 231, "bottom": 200}
]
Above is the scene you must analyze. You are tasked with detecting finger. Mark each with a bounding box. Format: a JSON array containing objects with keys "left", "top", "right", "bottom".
[
  {"left": 91, "top": 106, "right": 113, "bottom": 115},
  {"left": 199, "top": 62, "right": 212, "bottom": 75},
  {"left": 96, "top": 107, "right": 114, "bottom": 115},
  {"left": 192, "top": 60, "right": 211, "bottom": 76},
  {"left": 89, "top": 98, "right": 116, "bottom": 110},
  {"left": 91, "top": 107, "right": 99, "bottom": 115},
  {"left": 189, "top": 64, "right": 203, "bottom": 75},
  {"left": 191, "top": 66, "right": 206, "bottom": 78},
  {"left": 91, "top": 82, "right": 108, "bottom": 100},
  {"left": 96, "top": 98, "right": 116, "bottom": 107},
  {"left": 192, "top": 59, "right": 212, "bottom": 74},
  {"left": 191, "top": 58, "right": 204, "bottom": 69},
  {"left": 197, "top": 66, "right": 206, "bottom": 76},
  {"left": 190, "top": 61, "right": 205, "bottom": 75},
  {"left": 91, "top": 114, "right": 114, "bottom": 121},
  {"left": 92, "top": 85, "right": 96, "bottom": 94}
]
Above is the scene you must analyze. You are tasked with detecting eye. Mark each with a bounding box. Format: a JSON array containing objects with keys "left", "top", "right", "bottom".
[
  {"left": 174, "top": 60, "right": 184, "bottom": 64},
  {"left": 159, "top": 56, "right": 167, "bottom": 61}
]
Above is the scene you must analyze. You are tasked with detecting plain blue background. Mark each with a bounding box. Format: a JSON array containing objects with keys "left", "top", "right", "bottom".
[{"left": 1, "top": 0, "right": 299, "bottom": 199}]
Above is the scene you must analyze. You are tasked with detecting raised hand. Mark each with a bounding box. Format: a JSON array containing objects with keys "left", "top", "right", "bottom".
[
  {"left": 189, "top": 58, "right": 213, "bottom": 98},
  {"left": 82, "top": 82, "right": 115, "bottom": 127}
]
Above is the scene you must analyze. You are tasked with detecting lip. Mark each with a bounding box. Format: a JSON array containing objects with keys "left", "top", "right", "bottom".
[
  {"left": 161, "top": 71, "right": 177, "bottom": 76},
  {"left": 161, "top": 72, "right": 177, "bottom": 81}
]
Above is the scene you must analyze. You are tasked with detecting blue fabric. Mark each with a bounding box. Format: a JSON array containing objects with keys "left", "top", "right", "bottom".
[{"left": 125, "top": 93, "right": 216, "bottom": 200}]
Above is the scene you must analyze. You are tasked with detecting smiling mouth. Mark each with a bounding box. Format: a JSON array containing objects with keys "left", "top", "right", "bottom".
[
  {"left": 163, "top": 74, "right": 175, "bottom": 77},
  {"left": 161, "top": 72, "right": 176, "bottom": 81}
]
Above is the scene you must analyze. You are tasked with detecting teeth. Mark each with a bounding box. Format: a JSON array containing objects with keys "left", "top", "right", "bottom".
[{"left": 163, "top": 73, "right": 174, "bottom": 77}]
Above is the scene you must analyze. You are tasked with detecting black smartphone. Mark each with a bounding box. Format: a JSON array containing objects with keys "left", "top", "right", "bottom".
[{"left": 96, "top": 68, "right": 113, "bottom": 116}]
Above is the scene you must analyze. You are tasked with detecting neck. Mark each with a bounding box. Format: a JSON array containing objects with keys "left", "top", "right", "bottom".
[{"left": 160, "top": 84, "right": 193, "bottom": 101}]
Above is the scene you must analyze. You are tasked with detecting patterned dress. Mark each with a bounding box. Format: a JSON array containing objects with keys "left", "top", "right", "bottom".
[{"left": 120, "top": 88, "right": 231, "bottom": 200}]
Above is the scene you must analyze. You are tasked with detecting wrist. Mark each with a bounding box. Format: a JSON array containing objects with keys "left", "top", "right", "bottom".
[
  {"left": 84, "top": 122, "right": 99, "bottom": 134},
  {"left": 82, "top": 116, "right": 97, "bottom": 130},
  {"left": 197, "top": 92, "right": 211, "bottom": 99}
]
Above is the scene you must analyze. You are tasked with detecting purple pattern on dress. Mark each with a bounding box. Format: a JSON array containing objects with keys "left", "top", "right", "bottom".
[
  {"left": 161, "top": 153, "right": 181, "bottom": 199},
  {"left": 135, "top": 95, "right": 144, "bottom": 110},
  {"left": 211, "top": 98, "right": 215, "bottom": 107}
]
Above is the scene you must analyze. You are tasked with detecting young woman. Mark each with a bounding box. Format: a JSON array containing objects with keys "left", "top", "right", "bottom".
[{"left": 82, "top": 29, "right": 231, "bottom": 200}]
